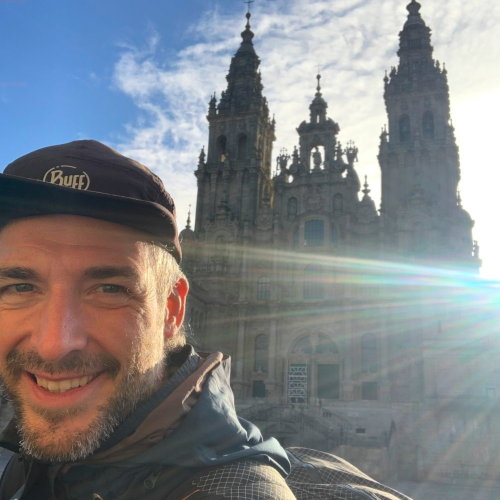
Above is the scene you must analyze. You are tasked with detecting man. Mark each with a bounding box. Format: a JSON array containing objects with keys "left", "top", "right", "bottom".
[{"left": 0, "top": 140, "right": 295, "bottom": 499}]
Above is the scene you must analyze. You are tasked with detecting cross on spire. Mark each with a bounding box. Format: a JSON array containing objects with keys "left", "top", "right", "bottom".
[{"left": 244, "top": 0, "right": 254, "bottom": 13}]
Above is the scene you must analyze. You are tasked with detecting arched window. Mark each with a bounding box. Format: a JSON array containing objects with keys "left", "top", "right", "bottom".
[
  {"left": 304, "top": 219, "right": 325, "bottom": 246},
  {"left": 361, "top": 334, "right": 378, "bottom": 373},
  {"left": 316, "top": 334, "right": 338, "bottom": 354},
  {"left": 291, "top": 336, "right": 313, "bottom": 355},
  {"left": 422, "top": 111, "right": 434, "bottom": 139},
  {"left": 333, "top": 193, "right": 343, "bottom": 213},
  {"left": 287, "top": 197, "right": 298, "bottom": 217},
  {"left": 257, "top": 276, "right": 271, "bottom": 300},
  {"left": 304, "top": 265, "right": 325, "bottom": 299},
  {"left": 399, "top": 114, "right": 411, "bottom": 143},
  {"left": 237, "top": 134, "right": 247, "bottom": 160},
  {"left": 216, "top": 135, "right": 227, "bottom": 162},
  {"left": 254, "top": 334, "right": 268, "bottom": 372}
]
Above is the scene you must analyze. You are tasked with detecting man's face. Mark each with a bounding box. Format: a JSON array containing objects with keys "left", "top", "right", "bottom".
[{"left": 0, "top": 215, "right": 187, "bottom": 461}]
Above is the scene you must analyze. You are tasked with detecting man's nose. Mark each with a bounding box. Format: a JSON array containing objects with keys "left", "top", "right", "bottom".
[{"left": 31, "top": 288, "right": 88, "bottom": 361}]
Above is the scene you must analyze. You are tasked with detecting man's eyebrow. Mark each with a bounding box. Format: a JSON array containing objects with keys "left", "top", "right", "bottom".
[
  {"left": 82, "top": 266, "right": 140, "bottom": 281},
  {"left": 0, "top": 267, "right": 41, "bottom": 281}
]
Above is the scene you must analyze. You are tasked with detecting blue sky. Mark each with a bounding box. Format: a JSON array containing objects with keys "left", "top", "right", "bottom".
[
  {"left": 0, "top": 0, "right": 221, "bottom": 159},
  {"left": 1, "top": 0, "right": 499, "bottom": 277}
]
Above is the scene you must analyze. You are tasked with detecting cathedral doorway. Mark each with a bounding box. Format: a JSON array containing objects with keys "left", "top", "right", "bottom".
[{"left": 287, "top": 334, "right": 341, "bottom": 404}]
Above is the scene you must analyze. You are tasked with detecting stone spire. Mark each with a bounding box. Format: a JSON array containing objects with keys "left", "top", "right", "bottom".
[
  {"left": 217, "top": 11, "right": 264, "bottom": 115},
  {"left": 309, "top": 73, "right": 328, "bottom": 124},
  {"left": 397, "top": 0, "right": 433, "bottom": 69},
  {"left": 196, "top": 8, "right": 275, "bottom": 234}
]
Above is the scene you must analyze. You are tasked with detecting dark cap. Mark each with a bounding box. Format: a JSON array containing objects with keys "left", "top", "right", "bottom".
[{"left": 0, "top": 140, "right": 181, "bottom": 262}]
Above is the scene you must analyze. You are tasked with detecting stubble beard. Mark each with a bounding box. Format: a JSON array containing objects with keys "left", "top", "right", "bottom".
[{"left": 0, "top": 347, "right": 166, "bottom": 462}]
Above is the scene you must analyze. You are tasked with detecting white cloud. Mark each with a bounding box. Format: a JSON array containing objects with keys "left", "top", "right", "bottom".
[{"left": 112, "top": 0, "right": 500, "bottom": 278}]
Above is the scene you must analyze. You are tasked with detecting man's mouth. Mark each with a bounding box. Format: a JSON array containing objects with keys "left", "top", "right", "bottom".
[{"left": 32, "top": 374, "right": 95, "bottom": 394}]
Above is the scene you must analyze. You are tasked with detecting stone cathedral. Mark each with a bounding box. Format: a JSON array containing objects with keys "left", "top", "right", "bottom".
[{"left": 181, "top": 1, "right": 498, "bottom": 483}]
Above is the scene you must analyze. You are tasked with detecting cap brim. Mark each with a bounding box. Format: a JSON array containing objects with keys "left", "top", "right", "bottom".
[{"left": 0, "top": 174, "right": 181, "bottom": 262}]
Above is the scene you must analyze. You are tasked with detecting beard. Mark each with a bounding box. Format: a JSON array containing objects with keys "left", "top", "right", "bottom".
[{"left": 0, "top": 348, "right": 166, "bottom": 463}]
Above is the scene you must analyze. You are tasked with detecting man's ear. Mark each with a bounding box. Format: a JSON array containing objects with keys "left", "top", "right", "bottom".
[{"left": 164, "top": 277, "right": 189, "bottom": 339}]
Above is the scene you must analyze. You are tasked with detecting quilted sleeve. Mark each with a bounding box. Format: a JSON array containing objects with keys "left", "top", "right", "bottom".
[{"left": 169, "top": 460, "right": 297, "bottom": 500}]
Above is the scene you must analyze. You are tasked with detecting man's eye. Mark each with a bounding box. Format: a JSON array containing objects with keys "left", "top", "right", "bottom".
[
  {"left": 89, "top": 284, "right": 132, "bottom": 308},
  {"left": 11, "top": 284, "right": 35, "bottom": 293},
  {"left": 0, "top": 283, "right": 38, "bottom": 306},
  {"left": 98, "top": 284, "right": 128, "bottom": 294},
  {"left": 1, "top": 283, "right": 36, "bottom": 294}
]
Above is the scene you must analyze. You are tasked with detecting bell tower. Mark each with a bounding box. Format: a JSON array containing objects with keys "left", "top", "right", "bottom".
[
  {"left": 194, "top": 12, "right": 275, "bottom": 237},
  {"left": 184, "top": 12, "right": 276, "bottom": 364},
  {"left": 378, "top": 0, "right": 479, "bottom": 268}
]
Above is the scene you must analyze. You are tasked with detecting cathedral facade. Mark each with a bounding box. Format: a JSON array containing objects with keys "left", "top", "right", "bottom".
[{"left": 181, "top": 1, "right": 498, "bottom": 483}]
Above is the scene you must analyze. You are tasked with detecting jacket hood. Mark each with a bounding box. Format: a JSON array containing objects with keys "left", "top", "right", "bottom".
[{"left": 94, "top": 345, "right": 290, "bottom": 476}]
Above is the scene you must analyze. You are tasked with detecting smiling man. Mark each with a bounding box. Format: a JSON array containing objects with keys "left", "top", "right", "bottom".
[{"left": 0, "top": 140, "right": 294, "bottom": 499}]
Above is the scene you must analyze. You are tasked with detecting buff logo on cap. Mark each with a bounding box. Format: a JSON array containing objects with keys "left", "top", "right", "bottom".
[{"left": 42, "top": 165, "right": 90, "bottom": 190}]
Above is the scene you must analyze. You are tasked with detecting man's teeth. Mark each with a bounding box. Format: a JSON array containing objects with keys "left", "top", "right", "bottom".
[{"left": 34, "top": 375, "right": 94, "bottom": 393}]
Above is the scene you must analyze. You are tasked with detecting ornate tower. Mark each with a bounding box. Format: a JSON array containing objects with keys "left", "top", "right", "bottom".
[
  {"left": 194, "top": 12, "right": 275, "bottom": 236},
  {"left": 378, "top": 0, "right": 479, "bottom": 268},
  {"left": 183, "top": 12, "right": 276, "bottom": 372}
]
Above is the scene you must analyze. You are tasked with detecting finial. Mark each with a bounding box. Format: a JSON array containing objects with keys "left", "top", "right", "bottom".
[
  {"left": 186, "top": 205, "right": 192, "bottom": 230},
  {"left": 345, "top": 140, "right": 358, "bottom": 165},
  {"left": 277, "top": 148, "right": 290, "bottom": 172},
  {"left": 380, "top": 125, "right": 388, "bottom": 142},
  {"left": 457, "top": 191, "right": 462, "bottom": 207},
  {"left": 473, "top": 240, "right": 479, "bottom": 258},
  {"left": 363, "top": 175, "right": 371, "bottom": 196},
  {"left": 208, "top": 94, "right": 217, "bottom": 115},
  {"left": 407, "top": 0, "right": 421, "bottom": 15},
  {"left": 316, "top": 72, "right": 321, "bottom": 94},
  {"left": 241, "top": 2, "right": 255, "bottom": 43},
  {"left": 244, "top": 0, "right": 253, "bottom": 29}
]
